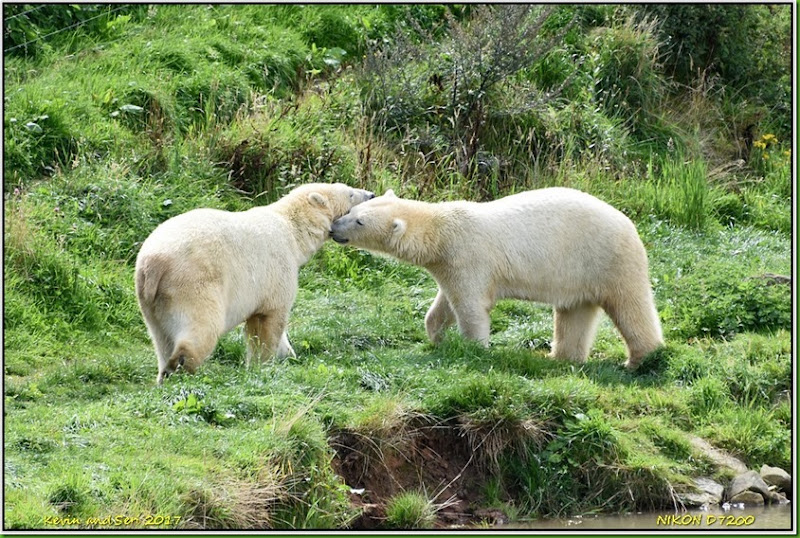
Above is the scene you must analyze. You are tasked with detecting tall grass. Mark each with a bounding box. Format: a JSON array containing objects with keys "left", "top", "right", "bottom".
[{"left": 645, "top": 154, "right": 710, "bottom": 230}]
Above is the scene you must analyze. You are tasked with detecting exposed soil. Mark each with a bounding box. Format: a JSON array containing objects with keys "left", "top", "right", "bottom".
[{"left": 331, "top": 420, "right": 506, "bottom": 529}]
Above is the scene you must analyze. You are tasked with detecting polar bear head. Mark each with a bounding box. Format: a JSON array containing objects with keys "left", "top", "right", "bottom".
[
  {"left": 330, "top": 190, "right": 438, "bottom": 265},
  {"left": 272, "top": 183, "right": 375, "bottom": 259},
  {"left": 288, "top": 182, "right": 375, "bottom": 220},
  {"left": 330, "top": 189, "right": 401, "bottom": 246}
]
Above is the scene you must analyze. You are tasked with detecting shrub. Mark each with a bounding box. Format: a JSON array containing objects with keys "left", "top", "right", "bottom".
[
  {"left": 587, "top": 16, "right": 668, "bottom": 141},
  {"left": 664, "top": 258, "right": 791, "bottom": 339},
  {"left": 636, "top": 4, "right": 791, "bottom": 136},
  {"left": 361, "top": 5, "right": 570, "bottom": 194}
]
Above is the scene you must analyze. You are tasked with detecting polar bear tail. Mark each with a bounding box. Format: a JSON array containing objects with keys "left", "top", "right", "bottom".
[{"left": 136, "top": 254, "right": 168, "bottom": 305}]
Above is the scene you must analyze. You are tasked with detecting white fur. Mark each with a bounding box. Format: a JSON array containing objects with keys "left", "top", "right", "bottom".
[
  {"left": 331, "top": 187, "right": 663, "bottom": 368},
  {"left": 136, "top": 183, "right": 374, "bottom": 384}
]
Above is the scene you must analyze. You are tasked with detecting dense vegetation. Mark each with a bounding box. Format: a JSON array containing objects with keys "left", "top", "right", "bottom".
[{"left": 3, "top": 4, "right": 792, "bottom": 529}]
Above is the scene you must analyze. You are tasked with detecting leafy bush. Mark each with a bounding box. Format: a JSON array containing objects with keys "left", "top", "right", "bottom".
[
  {"left": 587, "top": 16, "right": 668, "bottom": 141},
  {"left": 362, "top": 5, "right": 570, "bottom": 194},
  {"left": 664, "top": 258, "right": 791, "bottom": 339},
  {"left": 636, "top": 4, "right": 791, "bottom": 136}
]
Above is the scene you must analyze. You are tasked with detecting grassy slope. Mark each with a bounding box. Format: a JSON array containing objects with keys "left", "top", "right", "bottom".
[{"left": 3, "top": 4, "right": 793, "bottom": 530}]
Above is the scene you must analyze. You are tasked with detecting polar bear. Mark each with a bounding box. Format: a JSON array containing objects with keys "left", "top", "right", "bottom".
[
  {"left": 136, "top": 183, "right": 374, "bottom": 384},
  {"left": 331, "top": 188, "right": 663, "bottom": 369}
]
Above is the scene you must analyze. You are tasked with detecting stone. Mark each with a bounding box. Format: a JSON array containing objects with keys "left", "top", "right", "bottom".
[
  {"left": 760, "top": 465, "right": 791, "bottom": 493},
  {"left": 769, "top": 491, "right": 789, "bottom": 504},
  {"left": 680, "top": 477, "right": 724, "bottom": 507},
  {"left": 687, "top": 436, "right": 748, "bottom": 474},
  {"left": 726, "top": 471, "right": 772, "bottom": 502},
  {"left": 730, "top": 491, "right": 765, "bottom": 506}
]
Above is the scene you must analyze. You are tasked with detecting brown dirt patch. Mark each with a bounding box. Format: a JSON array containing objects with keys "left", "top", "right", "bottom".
[{"left": 331, "top": 420, "right": 500, "bottom": 529}]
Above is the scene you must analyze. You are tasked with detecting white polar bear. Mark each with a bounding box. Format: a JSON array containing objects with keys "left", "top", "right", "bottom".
[
  {"left": 136, "top": 183, "right": 374, "bottom": 384},
  {"left": 330, "top": 188, "right": 663, "bottom": 368}
]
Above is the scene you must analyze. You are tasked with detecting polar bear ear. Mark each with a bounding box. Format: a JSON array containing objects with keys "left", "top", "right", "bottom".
[
  {"left": 308, "top": 192, "right": 328, "bottom": 208},
  {"left": 392, "top": 218, "right": 407, "bottom": 237},
  {"left": 384, "top": 189, "right": 396, "bottom": 198}
]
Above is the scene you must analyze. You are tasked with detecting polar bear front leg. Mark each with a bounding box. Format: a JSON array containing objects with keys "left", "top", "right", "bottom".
[
  {"left": 551, "top": 304, "right": 601, "bottom": 362},
  {"left": 425, "top": 289, "right": 456, "bottom": 344},
  {"left": 245, "top": 309, "right": 293, "bottom": 366},
  {"left": 452, "top": 299, "right": 492, "bottom": 347}
]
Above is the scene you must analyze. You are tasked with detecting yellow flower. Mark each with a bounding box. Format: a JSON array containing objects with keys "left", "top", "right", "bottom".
[
  {"left": 763, "top": 153, "right": 770, "bottom": 160},
  {"left": 762, "top": 133, "right": 777, "bottom": 142},
  {"left": 753, "top": 141, "right": 767, "bottom": 150},
  {"left": 783, "top": 150, "right": 791, "bottom": 157}
]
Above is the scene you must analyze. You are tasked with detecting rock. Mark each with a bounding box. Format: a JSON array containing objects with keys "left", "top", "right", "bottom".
[
  {"left": 753, "top": 273, "right": 791, "bottom": 286},
  {"left": 769, "top": 491, "right": 790, "bottom": 504},
  {"left": 680, "top": 477, "right": 724, "bottom": 507},
  {"left": 688, "top": 436, "right": 748, "bottom": 474},
  {"left": 726, "top": 471, "right": 772, "bottom": 502},
  {"left": 474, "top": 508, "right": 507, "bottom": 526},
  {"left": 730, "top": 491, "right": 765, "bottom": 506},
  {"left": 760, "top": 465, "right": 791, "bottom": 494}
]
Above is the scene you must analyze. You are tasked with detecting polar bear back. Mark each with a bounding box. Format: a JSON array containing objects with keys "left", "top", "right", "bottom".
[
  {"left": 444, "top": 188, "right": 647, "bottom": 307},
  {"left": 137, "top": 206, "right": 298, "bottom": 333}
]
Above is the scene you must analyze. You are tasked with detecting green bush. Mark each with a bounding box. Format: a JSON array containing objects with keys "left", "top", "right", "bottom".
[
  {"left": 636, "top": 4, "right": 791, "bottom": 136},
  {"left": 664, "top": 258, "right": 791, "bottom": 339},
  {"left": 587, "top": 16, "right": 668, "bottom": 141}
]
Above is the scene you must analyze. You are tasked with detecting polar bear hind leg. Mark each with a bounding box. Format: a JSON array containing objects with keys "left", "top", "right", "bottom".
[
  {"left": 601, "top": 292, "right": 663, "bottom": 370},
  {"left": 159, "top": 331, "right": 220, "bottom": 385},
  {"left": 551, "top": 304, "right": 602, "bottom": 362},
  {"left": 155, "top": 303, "right": 225, "bottom": 385}
]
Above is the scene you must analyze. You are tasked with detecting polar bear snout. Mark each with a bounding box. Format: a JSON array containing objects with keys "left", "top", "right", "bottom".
[
  {"left": 352, "top": 189, "right": 375, "bottom": 204},
  {"left": 330, "top": 217, "right": 351, "bottom": 244}
]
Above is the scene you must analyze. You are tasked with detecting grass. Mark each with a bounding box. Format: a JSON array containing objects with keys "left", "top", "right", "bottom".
[
  {"left": 4, "top": 3, "right": 792, "bottom": 530},
  {"left": 384, "top": 491, "right": 438, "bottom": 529}
]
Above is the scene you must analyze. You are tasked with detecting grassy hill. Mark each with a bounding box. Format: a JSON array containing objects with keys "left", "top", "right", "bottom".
[{"left": 3, "top": 4, "right": 793, "bottom": 529}]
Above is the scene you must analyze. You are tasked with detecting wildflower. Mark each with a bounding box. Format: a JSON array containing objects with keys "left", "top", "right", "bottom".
[
  {"left": 762, "top": 133, "right": 777, "bottom": 142},
  {"left": 783, "top": 150, "right": 791, "bottom": 157},
  {"left": 763, "top": 154, "right": 770, "bottom": 160},
  {"left": 753, "top": 141, "right": 767, "bottom": 150}
]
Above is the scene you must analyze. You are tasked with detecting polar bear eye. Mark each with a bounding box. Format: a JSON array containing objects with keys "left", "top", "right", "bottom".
[{"left": 356, "top": 219, "right": 364, "bottom": 226}]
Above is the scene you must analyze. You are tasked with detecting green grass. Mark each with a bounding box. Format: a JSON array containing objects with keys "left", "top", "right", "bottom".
[
  {"left": 4, "top": 3, "right": 792, "bottom": 530},
  {"left": 385, "top": 491, "right": 437, "bottom": 529}
]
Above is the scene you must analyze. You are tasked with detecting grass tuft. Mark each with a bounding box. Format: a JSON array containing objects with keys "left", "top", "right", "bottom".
[{"left": 384, "top": 491, "right": 437, "bottom": 529}]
